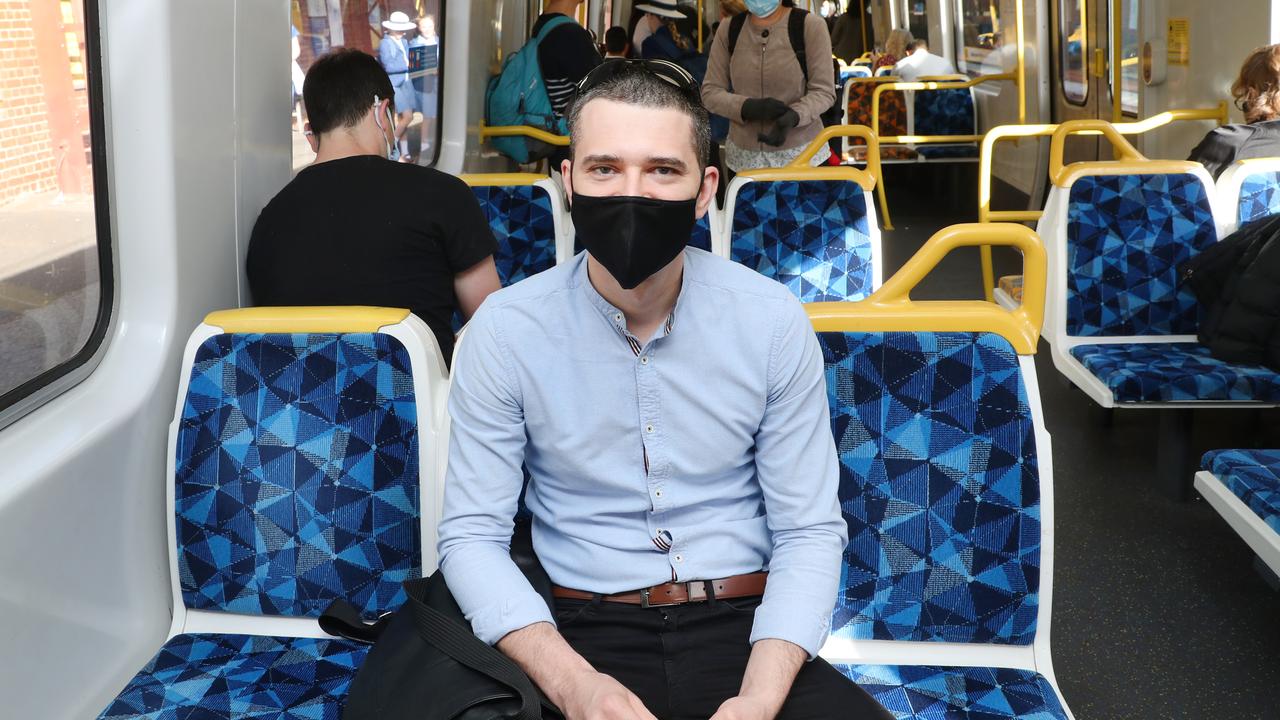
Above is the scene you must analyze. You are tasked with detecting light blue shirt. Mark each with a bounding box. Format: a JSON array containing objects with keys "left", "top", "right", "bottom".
[{"left": 437, "top": 249, "right": 846, "bottom": 658}]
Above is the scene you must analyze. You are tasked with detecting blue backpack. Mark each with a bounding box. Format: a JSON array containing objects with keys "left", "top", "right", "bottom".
[{"left": 485, "top": 16, "right": 573, "bottom": 164}]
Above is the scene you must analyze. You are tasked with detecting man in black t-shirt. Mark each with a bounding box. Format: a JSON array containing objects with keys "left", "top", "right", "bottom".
[
  {"left": 247, "top": 49, "right": 499, "bottom": 363},
  {"left": 533, "top": 0, "right": 602, "bottom": 119}
]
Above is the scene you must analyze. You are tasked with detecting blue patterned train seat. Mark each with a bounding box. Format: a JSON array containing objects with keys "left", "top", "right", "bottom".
[
  {"left": 821, "top": 331, "right": 1041, "bottom": 646},
  {"left": 98, "top": 309, "right": 443, "bottom": 720},
  {"left": 728, "top": 175, "right": 879, "bottom": 302},
  {"left": 690, "top": 212, "right": 713, "bottom": 252},
  {"left": 470, "top": 183, "right": 560, "bottom": 286},
  {"left": 912, "top": 87, "right": 978, "bottom": 160},
  {"left": 1202, "top": 449, "right": 1280, "bottom": 533},
  {"left": 1070, "top": 342, "right": 1280, "bottom": 403},
  {"left": 1064, "top": 173, "right": 1216, "bottom": 338},
  {"left": 1235, "top": 171, "right": 1280, "bottom": 228},
  {"left": 837, "top": 664, "right": 1069, "bottom": 720}
]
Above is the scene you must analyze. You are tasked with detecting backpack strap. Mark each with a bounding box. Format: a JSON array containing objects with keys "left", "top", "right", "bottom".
[
  {"left": 727, "top": 12, "right": 748, "bottom": 56},
  {"left": 788, "top": 9, "right": 808, "bottom": 84},
  {"left": 534, "top": 14, "right": 575, "bottom": 46}
]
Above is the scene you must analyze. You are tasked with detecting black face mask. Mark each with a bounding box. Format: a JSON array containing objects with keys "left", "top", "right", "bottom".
[{"left": 571, "top": 193, "right": 697, "bottom": 290}]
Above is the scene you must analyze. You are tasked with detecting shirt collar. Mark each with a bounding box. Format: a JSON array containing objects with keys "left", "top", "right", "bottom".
[{"left": 574, "top": 251, "right": 690, "bottom": 343}]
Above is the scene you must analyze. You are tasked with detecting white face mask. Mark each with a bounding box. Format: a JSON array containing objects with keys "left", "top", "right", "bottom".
[{"left": 372, "top": 95, "right": 396, "bottom": 160}]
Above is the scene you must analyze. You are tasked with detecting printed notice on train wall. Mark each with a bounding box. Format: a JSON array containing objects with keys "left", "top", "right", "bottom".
[{"left": 1167, "top": 18, "right": 1189, "bottom": 66}]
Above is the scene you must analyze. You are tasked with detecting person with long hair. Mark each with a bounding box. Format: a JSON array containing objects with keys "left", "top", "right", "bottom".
[
  {"left": 872, "top": 28, "right": 912, "bottom": 72},
  {"left": 1189, "top": 44, "right": 1280, "bottom": 179}
]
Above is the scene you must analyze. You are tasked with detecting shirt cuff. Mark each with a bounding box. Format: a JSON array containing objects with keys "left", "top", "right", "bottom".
[
  {"left": 748, "top": 598, "right": 832, "bottom": 660},
  {"left": 467, "top": 587, "right": 556, "bottom": 646}
]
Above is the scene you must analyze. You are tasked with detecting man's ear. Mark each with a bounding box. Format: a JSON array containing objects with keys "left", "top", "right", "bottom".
[
  {"left": 561, "top": 159, "right": 574, "bottom": 201},
  {"left": 304, "top": 121, "right": 318, "bottom": 153},
  {"left": 695, "top": 164, "right": 720, "bottom": 219}
]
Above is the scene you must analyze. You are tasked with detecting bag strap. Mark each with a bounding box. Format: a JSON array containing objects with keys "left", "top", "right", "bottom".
[
  {"left": 410, "top": 597, "right": 545, "bottom": 720},
  {"left": 319, "top": 600, "right": 392, "bottom": 644},
  {"left": 788, "top": 9, "right": 809, "bottom": 84},
  {"left": 533, "top": 14, "right": 574, "bottom": 47},
  {"left": 727, "top": 13, "right": 747, "bottom": 56}
]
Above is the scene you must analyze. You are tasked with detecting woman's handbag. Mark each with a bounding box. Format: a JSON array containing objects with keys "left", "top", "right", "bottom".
[{"left": 321, "top": 522, "right": 564, "bottom": 720}]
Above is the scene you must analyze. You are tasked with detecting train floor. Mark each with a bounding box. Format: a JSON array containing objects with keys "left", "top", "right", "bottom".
[{"left": 882, "top": 166, "right": 1280, "bottom": 719}]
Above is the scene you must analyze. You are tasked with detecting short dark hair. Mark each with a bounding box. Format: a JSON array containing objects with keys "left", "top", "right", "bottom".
[
  {"left": 908, "top": 38, "right": 928, "bottom": 52},
  {"left": 605, "top": 26, "right": 629, "bottom": 54},
  {"left": 303, "top": 49, "right": 394, "bottom": 135},
  {"left": 566, "top": 66, "right": 711, "bottom": 170}
]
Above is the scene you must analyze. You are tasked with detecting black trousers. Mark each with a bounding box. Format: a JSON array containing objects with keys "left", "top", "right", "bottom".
[{"left": 555, "top": 595, "right": 893, "bottom": 720}]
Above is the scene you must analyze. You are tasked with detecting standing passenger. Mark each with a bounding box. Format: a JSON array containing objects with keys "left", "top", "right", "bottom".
[
  {"left": 410, "top": 14, "right": 440, "bottom": 161},
  {"left": 604, "top": 26, "right": 631, "bottom": 59},
  {"left": 533, "top": 0, "right": 602, "bottom": 122},
  {"left": 1189, "top": 44, "right": 1280, "bottom": 179},
  {"left": 246, "top": 49, "right": 500, "bottom": 365},
  {"left": 377, "top": 11, "right": 419, "bottom": 161},
  {"left": 702, "top": 0, "right": 836, "bottom": 176},
  {"left": 437, "top": 59, "right": 893, "bottom": 720}
]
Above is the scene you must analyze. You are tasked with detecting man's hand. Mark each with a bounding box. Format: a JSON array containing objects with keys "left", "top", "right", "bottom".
[
  {"left": 559, "top": 670, "right": 659, "bottom": 720},
  {"left": 709, "top": 694, "right": 775, "bottom": 720}
]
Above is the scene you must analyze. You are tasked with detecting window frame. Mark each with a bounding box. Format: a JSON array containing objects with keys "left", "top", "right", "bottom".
[
  {"left": 421, "top": 0, "right": 446, "bottom": 167},
  {"left": 1108, "top": 0, "right": 1140, "bottom": 117},
  {"left": 0, "top": 0, "right": 116, "bottom": 426},
  {"left": 1059, "top": 0, "right": 1089, "bottom": 106},
  {"left": 953, "top": 0, "right": 1000, "bottom": 79}
]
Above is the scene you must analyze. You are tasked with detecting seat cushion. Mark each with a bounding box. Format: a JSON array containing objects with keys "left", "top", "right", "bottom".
[
  {"left": 98, "top": 634, "right": 366, "bottom": 720},
  {"left": 838, "top": 664, "right": 1069, "bottom": 719},
  {"left": 1237, "top": 171, "right": 1280, "bottom": 228},
  {"left": 471, "top": 184, "right": 558, "bottom": 286},
  {"left": 1070, "top": 342, "right": 1280, "bottom": 402},
  {"left": 1202, "top": 449, "right": 1280, "bottom": 533}
]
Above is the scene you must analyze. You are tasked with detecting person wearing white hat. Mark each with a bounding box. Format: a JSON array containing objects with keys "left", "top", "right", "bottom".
[
  {"left": 377, "top": 11, "right": 418, "bottom": 161},
  {"left": 632, "top": 0, "right": 686, "bottom": 51}
]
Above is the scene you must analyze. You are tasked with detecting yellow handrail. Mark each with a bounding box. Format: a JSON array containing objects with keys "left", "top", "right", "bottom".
[
  {"left": 1048, "top": 119, "right": 1147, "bottom": 184},
  {"left": 870, "top": 74, "right": 1015, "bottom": 142},
  {"left": 478, "top": 121, "right": 571, "bottom": 146},
  {"left": 1111, "top": 0, "right": 1123, "bottom": 122},
  {"left": 806, "top": 223, "right": 1046, "bottom": 354},
  {"left": 788, "top": 124, "right": 893, "bottom": 229}
]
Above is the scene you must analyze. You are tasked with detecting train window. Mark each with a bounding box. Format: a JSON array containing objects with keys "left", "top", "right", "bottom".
[
  {"left": 1059, "top": 0, "right": 1088, "bottom": 104},
  {"left": 0, "top": 0, "right": 112, "bottom": 414},
  {"left": 901, "top": 0, "right": 928, "bottom": 45},
  {"left": 1109, "top": 0, "right": 1139, "bottom": 115},
  {"left": 955, "top": 0, "right": 1000, "bottom": 76},
  {"left": 291, "top": 1, "right": 445, "bottom": 171}
]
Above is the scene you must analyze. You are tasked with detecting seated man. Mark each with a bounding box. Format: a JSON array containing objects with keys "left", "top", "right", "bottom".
[
  {"left": 892, "top": 38, "right": 956, "bottom": 81},
  {"left": 246, "top": 48, "right": 499, "bottom": 364},
  {"left": 438, "top": 60, "right": 891, "bottom": 720}
]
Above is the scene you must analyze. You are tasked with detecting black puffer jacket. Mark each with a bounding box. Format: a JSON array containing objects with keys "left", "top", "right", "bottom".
[{"left": 1187, "top": 213, "right": 1280, "bottom": 369}]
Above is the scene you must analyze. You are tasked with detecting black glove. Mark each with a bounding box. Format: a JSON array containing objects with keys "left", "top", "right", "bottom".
[
  {"left": 757, "top": 109, "right": 800, "bottom": 146},
  {"left": 741, "top": 97, "right": 790, "bottom": 122}
]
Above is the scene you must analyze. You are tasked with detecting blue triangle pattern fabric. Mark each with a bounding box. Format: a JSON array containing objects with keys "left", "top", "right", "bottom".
[
  {"left": 176, "top": 332, "right": 421, "bottom": 619},
  {"left": 837, "top": 664, "right": 1069, "bottom": 719},
  {"left": 1070, "top": 342, "right": 1280, "bottom": 402},
  {"left": 730, "top": 179, "right": 874, "bottom": 302},
  {"left": 690, "top": 213, "right": 713, "bottom": 251},
  {"left": 1202, "top": 449, "right": 1280, "bottom": 532},
  {"left": 471, "top": 184, "right": 558, "bottom": 286},
  {"left": 820, "top": 331, "right": 1040, "bottom": 645},
  {"left": 1065, "top": 173, "right": 1216, "bottom": 337},
  {"left": 913, "top": 88, "right": 974, "bottom": 137},
  {"left": 97, "top": 633, "right": 366, "bottom": 720},
  {"left": 1236, "top": 171, "right": 1280, "bottom": 227}
]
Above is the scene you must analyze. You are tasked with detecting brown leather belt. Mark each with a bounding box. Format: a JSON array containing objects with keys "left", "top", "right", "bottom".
[{"left": 552, "top": 572, "right": 767, "bottom": 608}]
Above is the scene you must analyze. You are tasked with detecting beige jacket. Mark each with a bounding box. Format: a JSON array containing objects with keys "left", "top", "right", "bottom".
[{"left": 701, "top": 10, "right": 836, "bottom": 154}]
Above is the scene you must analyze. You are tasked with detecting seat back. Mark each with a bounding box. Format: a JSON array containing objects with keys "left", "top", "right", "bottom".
[
  {"left": 811, "top": 224, "right": 1057, "bottom": 669},
  {"left": 461, "top": 174, "right": 569, "bottom": 286},
  {"left": 911, "top": 84, "right": 977, "bottom": 159},
  {"left": 843, "top": 77, "right": 908, "bottom": 144},
  {"left": 1037, "top": 124, "right": 1218, "bottom": 341},
  {"left": 721, "top": 167, "right": 882, "bottom": 303},
  {"left": 1216, "top": 158, "right": 1280, "bottom": 234},
  {"left": 168, "top": 307, "right": 447, "bottom": 637}
]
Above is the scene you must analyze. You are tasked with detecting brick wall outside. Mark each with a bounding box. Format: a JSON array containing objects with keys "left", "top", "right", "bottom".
[{"left": 0, "top": 1, "right": 58, "bottom": 206}]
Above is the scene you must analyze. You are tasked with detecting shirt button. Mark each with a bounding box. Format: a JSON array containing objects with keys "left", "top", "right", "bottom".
[
  {"left": 640, "top": 356, "right": 649, "bottom": 365},
  {"left": 614, "top": 313, "right": 623, "bottom": 323},
  {"left": 674, "top": 554, "right": 684, "bottom": 563},
  {"left": 654, "top": 489, "right": 664, "bottom": 498},
  {"left": 646, "top": 424, "right": 654, "bottom": 434}
]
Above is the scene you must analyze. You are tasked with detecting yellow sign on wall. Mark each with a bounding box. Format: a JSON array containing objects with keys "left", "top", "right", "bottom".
[{"left": 1167, "top": 18, "right": 1190, "bottom": 66}]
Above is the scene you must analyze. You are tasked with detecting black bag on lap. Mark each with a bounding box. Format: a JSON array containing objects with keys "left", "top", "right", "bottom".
[{"left": 321, "top": 521, "right": 563, "bottom": 720}]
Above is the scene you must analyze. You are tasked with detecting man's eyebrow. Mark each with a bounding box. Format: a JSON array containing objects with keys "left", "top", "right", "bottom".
[
  {"left": 581, "top": 153, "right": 622, "bottom": 165},
  {"left": 647, "top": 156, "right": 689, "bottom": 170}
]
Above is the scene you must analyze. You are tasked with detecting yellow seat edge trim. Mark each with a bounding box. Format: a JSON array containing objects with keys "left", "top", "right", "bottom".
[
  {"left": 1053, "top": 160, "right": 1204, "bottom": 188},
  {"left": 203, "top": 307, "right": 412, "bottom": 333},
  {"left": 805, "top": 222, "right": 1045, "bottom": 355},
  {"left": 459, "top": 172, "right": 550, "bottom": 187},
  {"left": 737, "top": 166, "right": 876, "bottom": 191}
]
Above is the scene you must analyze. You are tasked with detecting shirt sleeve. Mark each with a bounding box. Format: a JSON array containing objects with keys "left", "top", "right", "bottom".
[
  {"left": 748, "top": 295, "right": 846, "bottom": 659},
  {"left": 437, "top": 307, "right": 554, "bottom": 645},
  {"left": 790, "top": 14, "right": 836, "bottom": 128},
  {"left": 1188, "top": 125, "right": 1250, "bottom": 181},
  {"left": 701, "top": 20, "right": 748, "bottom": 122},
  {"left": 439, "top": 174, "right": 498, "bottom": 273}
]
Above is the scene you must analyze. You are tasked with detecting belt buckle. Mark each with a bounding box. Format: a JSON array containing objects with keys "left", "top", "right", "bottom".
[{"left": 639, "top": 587, "right": 679, "bottom": 609}]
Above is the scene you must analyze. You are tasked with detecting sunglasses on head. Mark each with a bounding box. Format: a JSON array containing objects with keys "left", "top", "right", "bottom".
[{"left": 575, "top": 58, "right": 700, "bottom": 98}]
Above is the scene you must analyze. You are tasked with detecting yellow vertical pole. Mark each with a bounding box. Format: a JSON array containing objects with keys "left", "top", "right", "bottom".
[
  {"left": 1015, "top": 0, "right": 1026, "bottom": 124},
  {"left": 1111, "top": 0, "right": 1123, "bottom": 122},
  {"left": 860, "top": 0, "right": 868, "bottom": 53},
  {"left": 698, "top": 0, "right": 704, "bottom": 53}
]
